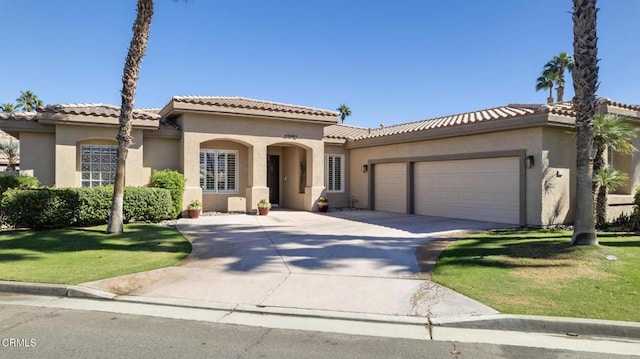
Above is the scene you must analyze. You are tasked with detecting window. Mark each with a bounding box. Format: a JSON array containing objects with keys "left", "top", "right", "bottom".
[
  {"left": 325, "top": 154, "right": 344, "bottom": 192},
  {"left": 607, "top": 146, "right": 614, "bottom": 167},
  {"left": 81, "top": 145, "right": 117, "bottom": 188},
  {"left": 200, "top": 150, "right": 238, "bottom": 193}
]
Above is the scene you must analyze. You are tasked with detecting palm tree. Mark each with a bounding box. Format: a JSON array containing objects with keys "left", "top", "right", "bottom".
[
  {"left": 15, "top": 91, "right": 43, "bottom": 112},
  {"left": 0, "top": 139, "right": 19, "bottom": 171},
  {"left": 535, "top": 71, "right": 556, "bottom": 104},
  {"left": 0, "top": 103, "right": 17, "bottom": 113},
  {"left": 571, "top": 0, "right": 599, "bottom": 246},
  {"left": 106, "top": 0, "right": 154, "bottom": 234},
  {"left": 594, "top": 166, "right": 628, "bottom": 228},
  {"left": 543, "top": 52, "right": 574, "bottom": 102},
  {"left": 592, "top": 114, "right": 637, "bottom": 191},
  {"left": 336, "top": 104, "right": 352, "bottom": 124}
]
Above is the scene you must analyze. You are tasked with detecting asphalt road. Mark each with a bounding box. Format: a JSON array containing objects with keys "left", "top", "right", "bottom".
[{"left": 1, "top": 304, "right": 636, "bottom": 359}]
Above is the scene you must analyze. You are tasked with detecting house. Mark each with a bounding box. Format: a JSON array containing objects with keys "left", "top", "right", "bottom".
[{"left": 1, "top": 96, "right": 639, "bottom": 226}]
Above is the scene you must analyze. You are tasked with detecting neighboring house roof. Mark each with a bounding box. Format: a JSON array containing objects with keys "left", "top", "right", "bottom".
[
  {"left": 38, "top": 104, "right": 160, "bottom": 120},
  {"left": 0, "top": 111, "right": 37, "bottom": 121},
  {"left": 324, "top": 98, "right": 640, "bottom": 141},
  {"left": 161, "top": 96, "right": 339, "bottom": 122}
]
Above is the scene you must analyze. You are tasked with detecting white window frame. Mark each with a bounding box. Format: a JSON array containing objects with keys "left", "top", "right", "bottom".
[
  {"left": 200, "top": 149, "right": 238, "bottom": 194},
  {"left": 80, "top": 144, "right": 117, "bottom": 188},
  {"left": 325, "top": 154, "right": 345, "bottom": 193}
]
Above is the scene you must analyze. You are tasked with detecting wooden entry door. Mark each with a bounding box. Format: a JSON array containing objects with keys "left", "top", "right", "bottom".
[{"left": 267, "top": 155, "right": 280, "bottom": 205}]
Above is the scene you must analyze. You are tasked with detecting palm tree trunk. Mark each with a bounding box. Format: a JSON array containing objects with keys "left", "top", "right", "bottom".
[
  {"left": 570, "top": 0, "right": 599, "bottom": 246},
  {"left": 557, "top": 86, "right": 565, "bottom": 102},
  {"left": 106, "top": 0, "right": 154, "bottom": 234},
  {"left": 595, "top": 185, "right": 607, "bottom": 228}
]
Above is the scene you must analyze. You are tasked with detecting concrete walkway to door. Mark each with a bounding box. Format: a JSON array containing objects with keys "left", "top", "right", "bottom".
[{"left": 82, "top": 210, "right": 505, "bottom": 318}]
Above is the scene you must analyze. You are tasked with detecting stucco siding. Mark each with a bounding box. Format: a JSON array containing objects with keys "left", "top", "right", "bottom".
[
  {"left": 19, "top": 132, "right": 55, "bottom": 186},
  {"left": 541, "top": 127, "right": 576, "bottom": 225},
  {"left": 144, "top": 137, "right": 180, "bottom": 172}
]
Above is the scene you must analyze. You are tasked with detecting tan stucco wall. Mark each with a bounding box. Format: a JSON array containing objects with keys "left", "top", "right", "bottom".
[
  {"left": 541, "top": 127, "right": 576, "bottom": 225},
  {"left": 143, "top": 137, "right": 180, "bottom": 172},
  {"left": 19, "top": 132, "right": 55, "bottom": 186},
  {"left": 178, "top": 113, "right": 327, "bottom": 213},
  {"left": 54, "top": 125, "right": 148, "bottom": 187},
  {"left": 324, "top": 143, "right": 350, "bottom": 208},
  {"left": 348, "top": 127, "right": 544, "bottom": 225}
]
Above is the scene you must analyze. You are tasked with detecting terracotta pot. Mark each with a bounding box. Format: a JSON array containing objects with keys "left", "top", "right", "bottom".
[
  {"left": 317, "top": 204, "right": 329, "bottom": 213},
  {"left": 258, "top": 207, "right": 269, "bottom": 215},
  {"left": 188, "top": 209, "right": 201, "bottom": 219}
]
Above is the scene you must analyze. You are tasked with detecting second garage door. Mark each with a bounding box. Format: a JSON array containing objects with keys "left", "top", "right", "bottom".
[
  {"left": 374, "top": 163, "right": 407, "bottom": 213},
  {"left": 413, "top": 157, "right": 520, "bottom": 224}
]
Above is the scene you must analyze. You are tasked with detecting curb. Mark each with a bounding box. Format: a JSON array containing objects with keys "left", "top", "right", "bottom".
[{"left": 2, "top": 280, "right": 639, "bottom": 341}]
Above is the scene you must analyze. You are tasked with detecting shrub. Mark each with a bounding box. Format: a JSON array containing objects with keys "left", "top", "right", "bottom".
[
  {"left": 150, "top": 169, "right": 185, "bottom": 218},
  {"left": 1, "top": 188, "right": 78, "bottom": 229},
  {"left": 0, "top": 174, "right": 39, "bottom": 195},
  {"left": 1, "top": 186, "right": 173, "bottom": 229},
  {"left": 124, "top": 186, "right": 172, "bottom": 223}
]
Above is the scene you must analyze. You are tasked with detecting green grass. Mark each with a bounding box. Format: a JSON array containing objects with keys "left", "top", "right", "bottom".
[
  {"left": 0, "top": 224, "right": 192, "bottom": 284},
  {"left": 432, "top": 229, "right": 640, "bottom": 322}
]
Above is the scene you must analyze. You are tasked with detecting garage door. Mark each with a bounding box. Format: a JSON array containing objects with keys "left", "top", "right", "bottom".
[
  {"left": 374, "top": 163, "right": 407, "bottom": 213},
  {"left": 414, "top": 157, "right": 520, "bottom": 224}
]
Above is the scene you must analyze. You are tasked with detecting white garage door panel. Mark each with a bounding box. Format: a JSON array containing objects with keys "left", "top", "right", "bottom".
[
  {"left": 414, "top": 157, "right": 519, "bottom": 224},
  {"left": 374, "top": 163, "right": 406, "bottom": 213}
]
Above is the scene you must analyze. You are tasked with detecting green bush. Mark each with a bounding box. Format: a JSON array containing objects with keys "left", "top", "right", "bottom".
[
  {"left": 1, "top": 188, "right": 78, "bottom": 229},
  {"left": 1, "top": 186, "right": 173, "bottom": 229},
  {"left": 150, "top": 169, "right": 185, "bottom": 218},
  {"left": 124, "top": 187, "right": 172, "bottom": 223},
  {"left": 0, "top": 175, "right": 39, "bottom": 195}
]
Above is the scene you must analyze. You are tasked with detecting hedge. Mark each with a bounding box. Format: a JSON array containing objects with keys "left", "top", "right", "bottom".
[
  {"left": 150, "top": 169, "right": 185, "bottom": 218},
  {"left": 1, "top": 186, "right": 172, "bottom": 229},
  {"left": 0, "top": 174, "right": 39, "bottom": 195}
]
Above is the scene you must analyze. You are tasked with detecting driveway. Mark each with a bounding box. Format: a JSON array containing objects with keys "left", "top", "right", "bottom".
[{"left": 82, "top": 210, "right": 504, "bottom": 318}]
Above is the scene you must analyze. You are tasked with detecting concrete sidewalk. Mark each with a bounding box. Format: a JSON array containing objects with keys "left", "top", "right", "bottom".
[{"left": 80, "top": 210, "right": 500, "bottom": 318}]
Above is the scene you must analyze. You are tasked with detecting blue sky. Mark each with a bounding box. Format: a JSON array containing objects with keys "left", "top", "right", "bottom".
[{"left": 1, "top": 0, "right": 639, "bottom": 128}]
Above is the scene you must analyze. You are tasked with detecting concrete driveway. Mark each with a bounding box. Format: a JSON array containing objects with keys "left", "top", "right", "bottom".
[{"left": 83, "top": 210, "right": 504, "bottom": 318}]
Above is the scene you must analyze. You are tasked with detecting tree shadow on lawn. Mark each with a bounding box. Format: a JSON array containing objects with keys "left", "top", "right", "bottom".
[
  {"left": 437, "top": 229, "right": 577, "bottom": 270},
  {"left": 0, "top": 224, "right": 190, "bottom": 261}
]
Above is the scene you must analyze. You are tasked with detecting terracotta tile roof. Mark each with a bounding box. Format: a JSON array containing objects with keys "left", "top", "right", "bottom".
[
  {"left": 329, "top": 98, "right": 640, "bottom": 141},
  {"left": 0, "top": 111, "right": 37, "bottom": 121},
  {"left": 324, "top": 124, "right": 371, "bottom": 139},
  {"left": 345, "top": 104, "right": 540, "bottom": 140},
  {"left": 170, "top": 96, "right": 338, "bottom": 118},
  {"left": 38, "top": 104, "right": 160, "bottom": 120}
]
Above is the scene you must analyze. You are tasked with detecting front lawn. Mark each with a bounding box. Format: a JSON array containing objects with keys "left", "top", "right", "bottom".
[
  {"left": 0, "top": 224, "right": 191, "bottom": 284},
  {"left": 432, "top": 229, "right": 640, "bottom": 322}
]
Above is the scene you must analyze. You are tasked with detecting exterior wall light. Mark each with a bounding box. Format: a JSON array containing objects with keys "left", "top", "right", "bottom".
[
  {"left": 526, "top": 155, "right": 535, "bottom": 169},
  {"left": 361, "top": 164, "right": 368, "bottom": 173}
]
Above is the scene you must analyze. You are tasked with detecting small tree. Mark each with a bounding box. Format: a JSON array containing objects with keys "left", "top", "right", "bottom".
[
  {"left": 15, "top": 91, "right": 43, "bottom": 112},
  {"left": 0, "top": 103, "right": 17, "bottom": 113},
  {"left": 0, "top": 139, "right": 19, "bottom": 171},
  {"left": 592, "top": 114, "right": 637, "bottom": 193},
  {"left": 336, "top": 104, "right": 352, "bottom": 124},
  {"left": 594, "top": 166, "right": 628, "bottom": 228}
]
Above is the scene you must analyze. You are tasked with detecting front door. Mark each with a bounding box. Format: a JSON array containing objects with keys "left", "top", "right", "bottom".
[{"left": 267, "top": 155, "right": 280, "bottom": 206}]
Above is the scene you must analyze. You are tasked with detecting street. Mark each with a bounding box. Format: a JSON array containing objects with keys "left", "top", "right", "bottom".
[{"left": 1, "top": 302, "right": 636, "bottom": 359}]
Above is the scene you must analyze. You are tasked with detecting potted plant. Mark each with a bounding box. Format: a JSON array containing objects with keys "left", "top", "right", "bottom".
[
  {"left": 317, "top": 196, "right": 329, "bottom": 212},
  {"left": 257, "top": 199, "right": 271, "bottom": 215},
  {"left": 187, "top": 199, "right": 202, "bottom": 219}
]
